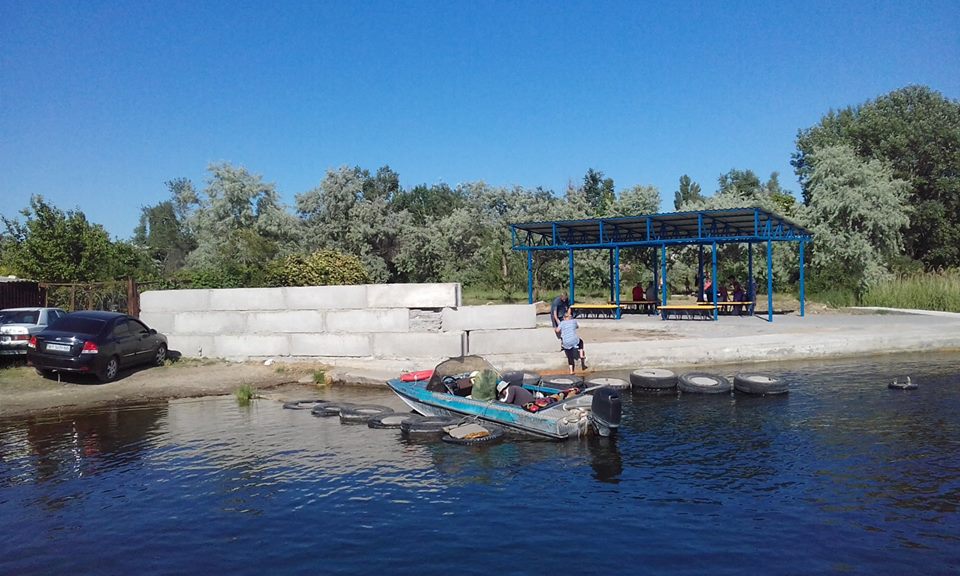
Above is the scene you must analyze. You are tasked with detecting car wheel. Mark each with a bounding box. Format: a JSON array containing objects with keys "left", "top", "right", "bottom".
[
  {"left": 99, "top": 356, "right": 120, "bottom": 383},
  {"left": 154, "top": 344, "right": 167, "bottom": 366}
]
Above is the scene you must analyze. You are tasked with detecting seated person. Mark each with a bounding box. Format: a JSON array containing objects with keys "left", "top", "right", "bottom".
[
  {"left": 718, "top": 284, "right": 728, "bottom": 302},
  {"left": 730, "top": 277, "right": 745, "bottom": 302},
  {"left": 631, "top": 283, "right": 644, "bottom": 301},
  {"left": 497, "top": 380, "right": 535, "bottom": 406}
]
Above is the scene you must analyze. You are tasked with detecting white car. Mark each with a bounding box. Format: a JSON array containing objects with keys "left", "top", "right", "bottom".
[{"left": 0, "top": 307, "right": 68, "bottom": 356}]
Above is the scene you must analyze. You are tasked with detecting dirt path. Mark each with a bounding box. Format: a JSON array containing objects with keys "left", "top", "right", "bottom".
[{"left": 0, "top": 361, "right": 324, "bottom": 419}]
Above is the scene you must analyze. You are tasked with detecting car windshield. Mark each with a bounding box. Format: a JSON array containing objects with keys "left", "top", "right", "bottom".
[
  {"left": 50, "top": 317, "right": 106, "bottom": 335},
  {"left": 0, "top": 310, "right": 40, "bottom": 324}
]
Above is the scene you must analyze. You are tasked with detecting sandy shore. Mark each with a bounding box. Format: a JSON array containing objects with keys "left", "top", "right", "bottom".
[{"left": 2, "top": 309, "right": 958, "bottom": 418}]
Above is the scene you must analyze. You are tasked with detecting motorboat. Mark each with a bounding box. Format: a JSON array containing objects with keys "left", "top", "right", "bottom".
[{"left": 386, "top": 355, "right": 621, "bottom": 440}]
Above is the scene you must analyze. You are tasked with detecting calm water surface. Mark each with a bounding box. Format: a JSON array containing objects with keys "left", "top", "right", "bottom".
[{"left": 1, "top": 354, "right": 959, "bottom": 575}]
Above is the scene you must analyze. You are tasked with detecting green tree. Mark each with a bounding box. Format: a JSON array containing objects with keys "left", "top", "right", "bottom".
[
  {"left": 611, "top": 185, "right": 660, "bottom": 216},
  {"left": 581, "top": 168, "right": 615, "bottom": 216},
  {"left": 2, "top": 195, "right": 117, "bottom": 282},
  {"left": 793, "top": 85, "right": 960, "bottom": 268},
  {"left": 133, "top": 178, "right": 198, "bottom": 276},
  {"left": 674, "top": 175, "right": 702, "bottom": 210},
  {"left": 266, "top": 249, "right": 369, "bottom": 286},
  {"left": 800, "top": 144, "right": 910, "bottom": 295},
  {"left": 185, "top": 163, "right": 299, "bottom": 283}
]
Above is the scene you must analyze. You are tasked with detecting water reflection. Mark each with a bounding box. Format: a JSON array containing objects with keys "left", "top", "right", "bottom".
[{"left": 0, "top": 404, "right": 164, "bottom": 488}]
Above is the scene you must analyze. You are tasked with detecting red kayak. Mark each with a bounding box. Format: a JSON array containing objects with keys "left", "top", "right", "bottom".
[{"left": 400, "top": 370, "right": 433, "bottom": 382}]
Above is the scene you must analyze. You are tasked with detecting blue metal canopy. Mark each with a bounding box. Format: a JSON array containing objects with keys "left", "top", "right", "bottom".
[{"left": 510, "top": 207, "right": 814, "bottom": 322}]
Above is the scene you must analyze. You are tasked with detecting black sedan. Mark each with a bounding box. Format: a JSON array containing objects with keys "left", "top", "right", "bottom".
[{"left": 28, "top": 311, "right": 168, "bottom": 382}]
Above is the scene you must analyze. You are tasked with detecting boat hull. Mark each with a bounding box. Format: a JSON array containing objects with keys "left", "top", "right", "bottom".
[{"left": 387, "top": 379, "right": 587, "bottom": 440}]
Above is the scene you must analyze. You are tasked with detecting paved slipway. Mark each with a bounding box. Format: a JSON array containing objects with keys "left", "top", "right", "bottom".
[{"left": 326, "top": 309, "right": 960, "bottom": 386}]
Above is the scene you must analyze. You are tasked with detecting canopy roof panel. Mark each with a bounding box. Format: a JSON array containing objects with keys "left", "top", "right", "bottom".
[{"left": 511, "top": 207, "right": 812, "bottom": 250}]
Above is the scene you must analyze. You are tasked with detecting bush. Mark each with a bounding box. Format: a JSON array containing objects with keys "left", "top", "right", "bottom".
[
  {"left": 862, "top": 269, "right": 960, "bottom": 312},
  {"left": 266, "top": 250, "right": 370, "bottom": 287}
]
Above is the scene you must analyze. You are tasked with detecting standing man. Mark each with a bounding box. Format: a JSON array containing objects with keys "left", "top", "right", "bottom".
[
  {"left": 550, "top": 292, "right": 570, "bottom": 336},
  {"left": 555, "top": 309, "right": 587, "bottom": 373}
]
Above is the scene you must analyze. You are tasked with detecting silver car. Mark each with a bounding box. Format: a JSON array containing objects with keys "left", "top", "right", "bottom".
[{"left": 0, "top": 307, "right": 68, "bottom": 356}]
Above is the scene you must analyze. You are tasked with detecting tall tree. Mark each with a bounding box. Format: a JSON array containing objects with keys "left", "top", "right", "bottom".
[
  {"left": 674, "top": 175, "right": 702, "bottom": 210},
  {"left": 581, "top": 168, "right": 615, "bottom": 216},
  {"left": 800, "top": 144, "right": 910, "bottom": 295},
  {"left": 134, "top": 179, "right": 198, "bottom": 275},
  {"left": 793, "top": 85, "right": 960, "bottom": 268}
]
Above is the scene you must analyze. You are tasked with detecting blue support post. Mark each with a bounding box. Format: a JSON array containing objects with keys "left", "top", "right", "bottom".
[
  {"left": 614, "top": 247, "right": 622, "bottom": 319},
  {"left": 711, "top": 242, "right": 718, "bottom": 321},
  {"left": 799, "top": 240, "right": 806, "bottom": 317},
  {"left": 660, "top": 244, "right": 668, "bottom": 307},
  {"left": 608, "top": 249, "right": 615, "bottom": 304},
  {"left": 749, "top": 242, "right": 754, "bottom": 316},
  {"left": 568, "top": 249, "right": 575, "bottom": 304},
  {"left": 767, "top": 240, "right": 774, "bottom": 322},
  {"left": 698, "top": 245, "right": 704, "bottom": 301},
  {"left": 526, "top": 250, "right": 534, "bottom": 304}
]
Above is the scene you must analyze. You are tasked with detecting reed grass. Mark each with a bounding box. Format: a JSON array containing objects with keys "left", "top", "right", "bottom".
[
  {"left": 862, "top": 269, "right": 960, "bottom": 312},
  {"left": 235, "top": 383, "right": 255, "bottom": 405}
]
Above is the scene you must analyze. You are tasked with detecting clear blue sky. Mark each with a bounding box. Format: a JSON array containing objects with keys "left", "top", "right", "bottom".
[{"left": 2, "top": 0, "right": 958, "bottom": 239}]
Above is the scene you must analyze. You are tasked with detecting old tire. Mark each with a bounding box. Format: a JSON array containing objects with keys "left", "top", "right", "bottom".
[
  {"left": 339, "top": 404, "right": 393, "bottom": 424},
  {"left": 585, "top": 377, "right": 630, "bottom": 390},
  {"left": 678, "top": 372, "right": 731, "bottom": 394},
  {"left": 312, "top": 402, "right": 356, "bottom": 417},
  {"left": 541, "top": 375, "right": 583, "bottom": 389},
  {"left": 400, "top": 416, "right": 461, "bottom": 436},
  {"left": 442, "top": 426, "right": 504, "bottom": 445},
  {"left": 98, "top": 356, "right": 120, "bottom": 383},
  {"left": 734, "top": 373, "right": 788, "bottom": 395},
  {"left": 283, "top": 399, "right": 329, "bottom": 410},
  {"left": 367, "top": 412, "right": 420, "bottom": 429},
  {"left": 630, "top": 368, "right": 678, "bottom": 391},
  {"left": 501, "top": 370, "right": 542, "bottom": 387}
]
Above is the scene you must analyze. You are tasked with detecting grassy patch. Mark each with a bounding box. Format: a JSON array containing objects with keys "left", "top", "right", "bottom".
[
  {"left": 235, "top": 383, "right": 255, "bottom": 405},
  {"left": 313, "top": 369, "right": 326, "bottom": 386},
  {"left": 862, "top": 270, "right": 960, "bottom": 312}
]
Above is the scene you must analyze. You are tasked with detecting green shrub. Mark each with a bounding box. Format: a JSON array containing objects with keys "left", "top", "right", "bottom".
[
  {"left": 266, "top": 250, "right": 370, "bottom": 287},
  {"left": 235, "top": 383, "right": 255, "bottom": 405}
]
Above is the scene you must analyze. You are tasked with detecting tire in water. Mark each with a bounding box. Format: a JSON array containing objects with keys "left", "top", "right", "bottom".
[
  {"left": 368, "top": 412, "right": 420, "bottom": 429},
  {"left": 283, "top": 399, "right": 329, "bottom": 410},
  {"left": 442, "top": 426, "right": 505, "bottom": 445},
  {"left": 339, "top": 405, "right": 393, "bottom": 424},
  {"left": 678, "top": 372, "right": 732, "bottom": 394},
  {"left": 733, "top": 373, "right": 788, "bottom": 395},
  {"left": 312, "top": 402, "right": 357, "bottom": 417},
  {"left": 629, "top": 368, "right": 678, "bottom": 392},
  {"left": 586, "top": 377, "right": 630, "bottom": 390},
  {"left": 400, "top": 416, "right": 462, "bottom": 436}
]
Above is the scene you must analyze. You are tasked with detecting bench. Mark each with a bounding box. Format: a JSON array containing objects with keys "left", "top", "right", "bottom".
[
  {"left": 611, "top": 300, "right": 658, "bottom": 314},
  {"left": 570, "top": 303, "right": 619, "bottom": 319},
  {"left": 657, "top": 304, "right": 715, "bottom": 320}
]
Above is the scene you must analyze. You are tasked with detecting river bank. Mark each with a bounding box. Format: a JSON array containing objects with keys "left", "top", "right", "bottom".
[{"left": 2, "top": 309, "right": 958, "bottom": 418}]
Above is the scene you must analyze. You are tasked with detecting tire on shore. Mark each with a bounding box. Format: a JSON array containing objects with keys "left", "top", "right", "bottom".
[
  {"left": 733, "top": 373, "right": 788, "bottom": 395},
  {"left": 678, "top": 372, "right": 732, "bottom": 394},
  {"left": 630, "top": 368, "right": 678, "bottom": 393}
]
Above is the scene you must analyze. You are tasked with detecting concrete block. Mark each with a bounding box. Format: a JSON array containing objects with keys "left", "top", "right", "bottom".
[
  {"left": 139, "top": 311, "right": 174, "bottom": 335},
  {"left": 209, "top": 288, "right": 286, "bottom": 311},
  {"left": 442, "top": 304, "right": 536, "bottom": 331},
  {"left": 140, "top": 289, "right": 210, "bottom": 312},
  {"left": 246, "top": 311, "right": 325, "bottom": 333},
  {"left": 214, "top": 335, "right": 290, "bottom": 359},
  {"left": 167, "top": 335, "right": 216, "bottom": 358},
  {"left": 373, "top": 332, "right": 465, "bottom": 359},
  {"left": 174, "top": 312, "right": 247, "bottom": 335},
  {"left": 366, "top": 283, "right": 460, "bottom": 309},
  {"left": 468, "top": 328, "right": 559, "bottom": 355},
  {"left": 283, "top": 285, "right": 368, "bottom": 310},
  {"left": 325, "top": 309, "right": 409, "bottom": 333},
  {"left": 289, "top": 333, "right": 372, "bottom": 357}
]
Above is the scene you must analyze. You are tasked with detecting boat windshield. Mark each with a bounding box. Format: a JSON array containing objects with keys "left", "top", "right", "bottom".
[{"left": 426, "top": 355, "right": 501, "bottom": 393}]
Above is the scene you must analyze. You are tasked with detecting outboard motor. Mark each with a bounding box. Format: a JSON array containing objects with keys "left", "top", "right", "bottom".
[{"left": 590, "top": 387, "right": 622, "bottom": 437}]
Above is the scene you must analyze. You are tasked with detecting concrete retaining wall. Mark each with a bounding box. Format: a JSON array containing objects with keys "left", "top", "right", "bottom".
[{"left": 140, "top": 283, "right": 549, "bottom": 362}]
